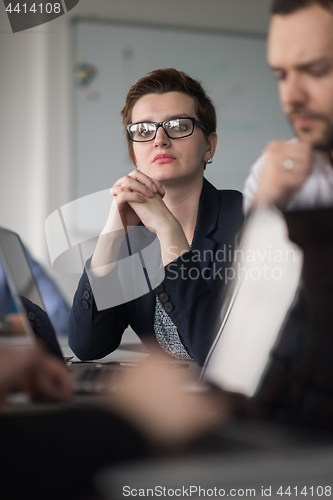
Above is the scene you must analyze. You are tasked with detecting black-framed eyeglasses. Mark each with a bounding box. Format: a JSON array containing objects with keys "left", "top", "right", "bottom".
[{"left": 127, "top": 117, "right": 209, "bottom": 142}]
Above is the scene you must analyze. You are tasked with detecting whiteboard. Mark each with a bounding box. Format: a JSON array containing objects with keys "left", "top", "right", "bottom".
[{"left": 73, "top": 20, "right": 291, "bottom": 233}]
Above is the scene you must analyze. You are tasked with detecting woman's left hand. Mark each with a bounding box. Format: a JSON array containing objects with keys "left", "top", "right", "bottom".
[{"left": 129, "top": 194, "right": 190, "bottom": 266}]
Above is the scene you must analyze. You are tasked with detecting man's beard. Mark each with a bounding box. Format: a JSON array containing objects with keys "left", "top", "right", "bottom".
[
  {"left": 288, "top": 106, "right": 333, "bottom": 152},
  {"left": 313, "top": 123, "right": 333, "bottom": 151}
]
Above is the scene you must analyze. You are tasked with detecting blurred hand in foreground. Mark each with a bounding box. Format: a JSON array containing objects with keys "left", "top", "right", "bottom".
[
  {"left": 0, "top": 344, "right": 73, "bottom": 405},
  {"left": 105, "top": 354, "right": 234, "bottom": 450}
]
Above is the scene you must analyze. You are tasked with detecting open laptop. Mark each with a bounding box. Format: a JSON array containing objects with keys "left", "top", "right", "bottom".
[
  {"left": 0, "top": 226, "right": 142, "bottom": 393},
  {"left": 201, "top": 205, "right": 303, "bottom": 396}
]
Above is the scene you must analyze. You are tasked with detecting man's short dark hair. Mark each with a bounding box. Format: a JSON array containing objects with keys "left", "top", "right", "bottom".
[{"left": 271, "top": 0, "right": 333, "bottom": 14}]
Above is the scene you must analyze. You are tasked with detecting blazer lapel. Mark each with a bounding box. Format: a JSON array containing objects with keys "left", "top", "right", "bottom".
[{"left": 191, "top": 178, "right": 220, "bottom": 270}]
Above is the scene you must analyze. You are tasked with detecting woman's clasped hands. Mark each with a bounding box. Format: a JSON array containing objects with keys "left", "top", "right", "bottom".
[
  {"left": 101, "top": 169, "right": 190, "bottom": 267},
  {"left": 110, "top": 169, "right": 167, "bottom": 232}
]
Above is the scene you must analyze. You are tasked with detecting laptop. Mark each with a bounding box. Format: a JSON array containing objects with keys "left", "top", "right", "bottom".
[
  {"left": 0, "top": 226, "right": 141, "bottom": 393},
  {"left": 201, "top": 205, "right": 303, "bottom": 396}
]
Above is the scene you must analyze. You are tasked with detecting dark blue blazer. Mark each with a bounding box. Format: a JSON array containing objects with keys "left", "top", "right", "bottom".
[{"left": 68, "top": 178, "right": 244, "bottom": 366}]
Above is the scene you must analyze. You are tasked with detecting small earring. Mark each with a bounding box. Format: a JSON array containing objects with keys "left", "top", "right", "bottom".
[{"left": 205, "top": 158, "right": 213, "bottom": 165}]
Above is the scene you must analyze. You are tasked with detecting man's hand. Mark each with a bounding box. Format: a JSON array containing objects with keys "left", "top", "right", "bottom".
[
  {"left": 0, "top": 345, "right": 73, "bottom": 405},
  {"left": 255, "top": 141, "right": 313, "bottom": 208}
]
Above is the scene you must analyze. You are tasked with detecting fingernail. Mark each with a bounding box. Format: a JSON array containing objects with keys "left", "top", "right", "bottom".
[
  {"left": 147, "top": 189, "right": 153, "bottom": 196},
  {"left": 139, "top": 195, "right": 146, "bottom": 202},
  {"left": 152, "top": 184, "right": 158, "bottom": 193}
]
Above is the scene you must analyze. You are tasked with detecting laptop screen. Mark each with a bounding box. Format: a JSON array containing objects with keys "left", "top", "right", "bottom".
[
  {"left": 0, "top": 227, "right": 63, "bottom": 358},
  {"left": 202, "top": 206, "right": 303, "bottom": 397}
]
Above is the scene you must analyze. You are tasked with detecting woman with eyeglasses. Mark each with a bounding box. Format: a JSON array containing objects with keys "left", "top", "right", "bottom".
[{"left": 68, "top": 68, "right": 243, "bottom": 366}]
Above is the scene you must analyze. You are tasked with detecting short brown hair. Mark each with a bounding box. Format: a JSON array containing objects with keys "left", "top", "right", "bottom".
[
  {"left": 121, "top": 68, "right": 217, "bottom": 165},
  {"left": 271, "top": 0, "right": 333, "bottom": 14}
]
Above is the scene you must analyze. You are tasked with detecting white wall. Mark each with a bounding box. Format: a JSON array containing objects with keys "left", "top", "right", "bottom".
[{"left": 0, "top": 0, "right": 271, "bottom": 302}]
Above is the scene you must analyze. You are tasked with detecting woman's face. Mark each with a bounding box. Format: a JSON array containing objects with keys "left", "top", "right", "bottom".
[{"left": 131, "top": 92, "right": 217, "bottom": 185}]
